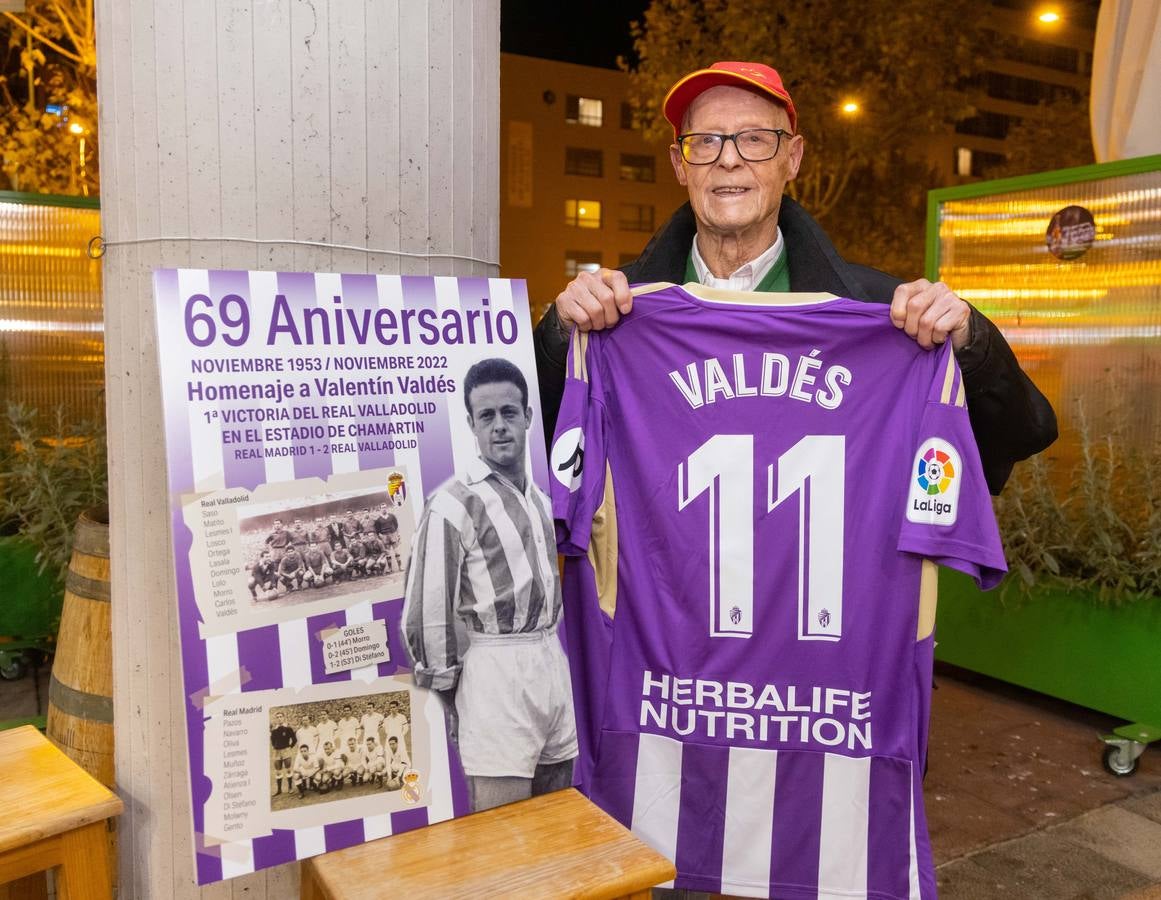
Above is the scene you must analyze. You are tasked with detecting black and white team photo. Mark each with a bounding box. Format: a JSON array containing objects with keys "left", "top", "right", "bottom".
[
  {"left": 238, "top": 481, "right": 414, "bottom": 611},
  {"left": 268, "top": 690, "right": 413, "bottom": 812}
]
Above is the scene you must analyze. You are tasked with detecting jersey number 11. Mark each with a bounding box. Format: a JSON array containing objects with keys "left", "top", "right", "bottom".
[{"left": 678, "top": 434, "right": 845, "bottom": 642}]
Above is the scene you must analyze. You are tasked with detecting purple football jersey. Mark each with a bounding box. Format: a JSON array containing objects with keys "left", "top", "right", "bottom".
[{"left": 550, "top": 284, "right": 1005, "bottom": 899}]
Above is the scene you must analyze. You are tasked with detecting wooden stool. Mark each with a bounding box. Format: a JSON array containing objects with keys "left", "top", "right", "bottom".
[
  {"left": 301, "top": 788, "right": 675, "bottom": 899},
  {"left": 0, "top": 726, "right": 123, "bottom": 900}
]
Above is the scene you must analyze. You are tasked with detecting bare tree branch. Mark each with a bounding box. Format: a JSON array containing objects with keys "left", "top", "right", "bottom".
[
  {"left": 50, "top": 3, "right": 84, "bottom": 58},
  {"left": 1, "top": 11, "right": 84, "bottom": 65}
]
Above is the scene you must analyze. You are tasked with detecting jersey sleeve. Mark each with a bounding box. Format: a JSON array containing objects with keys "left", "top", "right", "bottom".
[
  {"left": 897, "top": 343, "right": 1007, "bottom": 589},
  {"left": 401, "top": 497, "right": 468, "bottom": 690},
  {"left": 550, "top": 329, "right": 608, "bottom": 555}
]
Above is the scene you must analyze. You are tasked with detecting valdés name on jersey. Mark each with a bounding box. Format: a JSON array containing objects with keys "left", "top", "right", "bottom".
[
  {"left": 640, "top": 668, "right": 872, "bottom": 752},
  {"left": 668, "top": 349, "right": 852, "bottom": 410}
]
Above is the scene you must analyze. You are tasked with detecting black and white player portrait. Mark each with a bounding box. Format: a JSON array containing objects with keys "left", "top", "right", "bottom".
[
  {"left": 402, "top": 358, "right": 577, "bottom": 813},
  {"left": 239, "top": 484, "right": 413, "bottom": 612},
  {"left": 268, "top": 690, "right": 413, "bottom": 811}
]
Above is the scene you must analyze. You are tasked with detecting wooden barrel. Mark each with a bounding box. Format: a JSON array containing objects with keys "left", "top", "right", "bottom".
[{"left": 46, "top": 506, "right": 114, "bottom": 788}]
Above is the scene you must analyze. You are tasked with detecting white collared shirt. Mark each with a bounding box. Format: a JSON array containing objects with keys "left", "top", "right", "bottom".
[{"left": 691, "top": 228, "right": 785, "bottom": 291}]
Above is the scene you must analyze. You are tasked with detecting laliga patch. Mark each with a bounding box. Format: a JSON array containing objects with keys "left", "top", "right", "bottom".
[
  {"left": 550, "top": 427, "right": 585, "bottom": 492},
  {"left": 907, "top": 438, "right": 962, "bottom": 525}
]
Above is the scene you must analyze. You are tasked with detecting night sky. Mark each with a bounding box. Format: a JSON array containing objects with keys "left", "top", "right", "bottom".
[
  {"left": 502, "top": 1, "right": 1106, "bottom": 69},
  {"left": 501, "top": 0, "right": 649, "bottom": 69}
]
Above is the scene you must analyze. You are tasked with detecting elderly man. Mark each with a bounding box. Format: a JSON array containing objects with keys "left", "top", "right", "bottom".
[{"left": 534, "top": 61, "right": 1056, "bottom": 492}]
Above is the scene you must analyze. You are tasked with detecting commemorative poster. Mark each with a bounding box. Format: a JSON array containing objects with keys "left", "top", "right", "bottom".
[{"left": 153, "top": 270, "right": 571, "bottom": 883}]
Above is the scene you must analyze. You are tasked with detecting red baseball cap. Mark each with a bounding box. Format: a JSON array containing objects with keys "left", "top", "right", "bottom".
[{"left": 663, "top": 61, "right": 797, "bottom": 137}]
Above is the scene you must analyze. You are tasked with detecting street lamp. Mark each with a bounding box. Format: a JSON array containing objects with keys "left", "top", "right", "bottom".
[
  {"left": 68, "top": 121, "right": 89, "bottom": 196},
  {"left": 840, "top": 100, "right": 860, "bottom": 116},
  {"left": 1036, "top": 7, "right": 1061, "bottom": 25}
]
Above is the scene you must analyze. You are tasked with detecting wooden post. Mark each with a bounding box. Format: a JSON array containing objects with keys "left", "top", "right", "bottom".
[{"left": 93, "top": 2, "right": 499, "bottom": 895}]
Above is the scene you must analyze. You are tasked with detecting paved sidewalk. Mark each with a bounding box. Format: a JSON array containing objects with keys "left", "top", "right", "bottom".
[
  {"left": 929, "top": 663, "right": 1161, "bottom": 899},
  {"left": 0, "top": 658, "right": 48, "bottom": 721}
]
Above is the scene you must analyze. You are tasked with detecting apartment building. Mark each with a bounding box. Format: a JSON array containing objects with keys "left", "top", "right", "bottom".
[
  {"left": 933, "top": 1, "right": 1099, "bottom": 180},
  {"left": 500, "top": 54, "right": 687, "bottom": 310}
]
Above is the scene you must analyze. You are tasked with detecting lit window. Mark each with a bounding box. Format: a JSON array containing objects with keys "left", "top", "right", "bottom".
[
  {"left": 619, "top": 153, "right": 656, "bottom": 183},
  {"left": 619, "top": 203, "right": 655, "bottom": 232},
  {"left": 566, "top": 95, "right": 603, "bottom": 127},
  {"left": 565, "top": 147, "right": 603, "bottom": 177},
  {"left": 565, "top": 251, "right": 602, "bottom": 277},
  {"left": 564, "top": 199, "right": 602, "bottom": 229},
  {"left": 955, "top": 147, "right": 973, "bottom": 177}
]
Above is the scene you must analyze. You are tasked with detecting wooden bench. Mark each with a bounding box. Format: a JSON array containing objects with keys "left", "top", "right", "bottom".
[
  {"left": 301, "top": 787, "right": 675, "bottom": 899},
  {"left": 0, "top": 726, "right": 122, "bottom": 900}
]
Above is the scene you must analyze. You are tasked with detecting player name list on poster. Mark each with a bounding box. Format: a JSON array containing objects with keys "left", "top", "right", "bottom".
[
  {"left": 220, "top": 709, "right": 257, "bottom": 833},
  {"left": 200, "top": 493, "right": 247, "bottom": 611}
]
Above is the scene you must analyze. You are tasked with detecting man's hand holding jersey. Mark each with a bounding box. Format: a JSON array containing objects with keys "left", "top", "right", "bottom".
[
  {"left": 890, "top": 278, "right": 973, "bottom": 352},
  {"left": 554, "top": 268, "right": 633, "bottom": 335}
]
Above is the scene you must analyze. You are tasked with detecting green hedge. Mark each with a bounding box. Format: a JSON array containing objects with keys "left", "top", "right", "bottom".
[{"left": 0, "top": 535, "right": 62, "bottom": 638}]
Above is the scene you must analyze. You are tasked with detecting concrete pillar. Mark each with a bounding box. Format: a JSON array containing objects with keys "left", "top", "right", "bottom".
[{"left": 94, "top": 1, "right": 498, "bottom": 894}]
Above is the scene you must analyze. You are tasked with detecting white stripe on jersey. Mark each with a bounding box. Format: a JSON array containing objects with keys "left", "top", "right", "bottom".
[
  {"left": 527, "top": 489, "right": 559, "bottom": 630},
  {"left": 722, "top": 746, "right": 778, "bottom": 897},
  {"left": 818, "top": 753, "right": 870, "bottom": 898},
  {"left": 404, "top": 462, "right": 562, "bottom": 689},
  {"left": 632, "top": 733, "right": 683, "bottom": 890},
  {"left": 425, "top": 485, "right": 499, "bottom": 634},
  {"left": 908, "top": 776, "right": 921, "bottom": 899},
  {"left": 475, "top": 477, "right": 537, "bottom": 626}
]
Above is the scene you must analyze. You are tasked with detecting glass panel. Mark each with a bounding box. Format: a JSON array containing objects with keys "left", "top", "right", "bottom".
[
  {"left": 935, "top": 167, "right": 1161, "bottom": 479},
  {"left": 0, "top": 198, "right": 104, "bottom": 428}
]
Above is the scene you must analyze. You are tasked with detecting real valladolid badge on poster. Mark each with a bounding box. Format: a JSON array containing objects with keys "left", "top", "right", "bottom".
[{"left": 152, "top": 270, "right": 568, "bottom": 884}]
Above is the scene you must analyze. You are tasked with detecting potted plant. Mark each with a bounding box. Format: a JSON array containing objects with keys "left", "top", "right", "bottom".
[
  {"left": 0, "top": 402, "right": 108, "bottom": 679},
  {"left": 936, "top": 404, "right": 1161, "bottom": 774}
]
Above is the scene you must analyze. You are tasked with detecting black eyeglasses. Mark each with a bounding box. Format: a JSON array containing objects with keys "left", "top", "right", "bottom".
[{"left": 676, "top": 129, "right": 791, "bottom": 165}]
